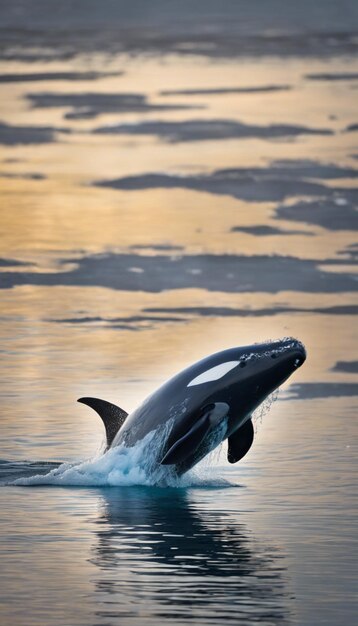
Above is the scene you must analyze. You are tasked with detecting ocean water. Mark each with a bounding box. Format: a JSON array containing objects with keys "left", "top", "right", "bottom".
[{"left": 0, "top": 1, "right": 357, "bottom": 625}]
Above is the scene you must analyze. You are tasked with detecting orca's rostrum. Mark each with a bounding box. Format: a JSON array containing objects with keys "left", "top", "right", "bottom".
[{"left": 78, "top": 338, "right": 306, "bottom": 475}]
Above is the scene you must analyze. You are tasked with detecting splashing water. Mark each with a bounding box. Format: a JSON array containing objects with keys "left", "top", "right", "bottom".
[
  {"left": 9, "top": 393, "right": 278, "bottom": 489},
  {"left": 11, "top": 423, "right": 231, "bottom": 489},
  {"left": 252, "top": 389, "right": 279, "bottom": 432}
]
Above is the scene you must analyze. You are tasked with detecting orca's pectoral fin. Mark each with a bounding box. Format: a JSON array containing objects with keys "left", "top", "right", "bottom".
[
  {"left": 77, "top": 397, "right": 128, "bottom": 448},
  {"left": 227, "top": 418, "right": 254, "bottom": 464},
  {"left": 160, "top": 402, "right": 229, "bottom": 465}
]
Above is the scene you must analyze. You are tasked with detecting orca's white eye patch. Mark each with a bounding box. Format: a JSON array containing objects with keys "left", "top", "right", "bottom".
[{"left": 187, "top": 361, "right": 240, "bottom": 387}]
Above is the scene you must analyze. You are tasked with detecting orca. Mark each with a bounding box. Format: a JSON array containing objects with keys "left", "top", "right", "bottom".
[{"left": 78, "top": 337, "right": 306, "bottom": 475}]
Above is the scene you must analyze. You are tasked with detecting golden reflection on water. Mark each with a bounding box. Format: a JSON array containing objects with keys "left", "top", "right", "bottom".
[
  {"left": 0, "top": 50, "right": 357, "bottom": 457},
  {"left": 0, "top": 180, "right": 357, "bottom": 261},
  {"left": 1, "top": 54, "right": 357, "bottom": 264}
]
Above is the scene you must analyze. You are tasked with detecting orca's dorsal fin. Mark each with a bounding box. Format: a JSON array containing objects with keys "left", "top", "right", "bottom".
[
  {"left": 227, "top": 417, "right": 254, "bottom": 464},
  {"left": 77, "top": 397, "right": 128, "bottom": 448}
]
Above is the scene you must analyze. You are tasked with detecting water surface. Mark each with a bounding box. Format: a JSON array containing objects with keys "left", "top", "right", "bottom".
[{"left": 0, "top": 1, "right": 357, "bottom": 625}]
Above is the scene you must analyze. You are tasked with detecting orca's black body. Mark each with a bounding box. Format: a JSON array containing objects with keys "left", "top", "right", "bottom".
[{"left": 78, "top": 338, "right": 306, "bottom": 475}]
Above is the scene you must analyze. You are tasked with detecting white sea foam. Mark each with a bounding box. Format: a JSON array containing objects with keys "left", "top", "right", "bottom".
[{"left": 13, "top": 427, "right": 232, "bottom": 489}]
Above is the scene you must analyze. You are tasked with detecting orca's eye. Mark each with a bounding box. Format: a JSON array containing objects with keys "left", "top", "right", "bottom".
[{"left": 239, "top": 361, "right": 246, "bottom": 368}]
